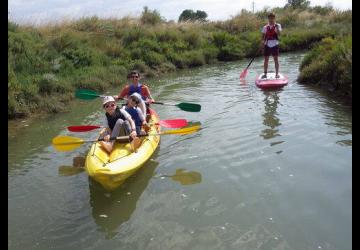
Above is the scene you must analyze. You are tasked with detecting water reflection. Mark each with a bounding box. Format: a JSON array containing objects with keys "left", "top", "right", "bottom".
[
  {"left": 89, "top": 154, "right": 159, "bottom": 239},
  {"left": 260, "top": 91, "right": 282, "bottom": 141},
  {"left": 155, "top": 168, "right": 202, "bottom": 185},
  {"left": 58, "top": 156, "right": 85, "bottom": 176}
]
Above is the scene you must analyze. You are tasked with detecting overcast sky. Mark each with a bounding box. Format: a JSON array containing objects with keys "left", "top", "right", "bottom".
[{"left": 9, "top": 0, "right": 352, "bottom": 25}]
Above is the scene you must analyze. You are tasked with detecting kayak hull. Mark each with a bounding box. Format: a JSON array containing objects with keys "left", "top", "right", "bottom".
[
  {"left": 85, "top": 108, "right": 160, "bottom": 191},
  {"left": 255, "top": 73, "right": 288, "bottom": 89}
]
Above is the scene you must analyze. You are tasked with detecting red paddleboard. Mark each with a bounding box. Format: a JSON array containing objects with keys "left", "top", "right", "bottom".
[{"left": 255, "top": 73, "right": 288, "bottom": 89}]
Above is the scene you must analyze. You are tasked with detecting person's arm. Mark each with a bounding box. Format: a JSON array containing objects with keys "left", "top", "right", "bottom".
[
  {"left": 121, "top": 109, "right": 137, "bottom": 137},
  {"left": 101, "top": 117, "right": 111, "bottom": 141},
  {"left": 137, "top": 107, "right": 146, "bottom": 122},
  {"left": 115, "top": 85, "right": 129, "bottom": 100},
  {"left": 128, "top": 118, "right": 137, "bottom": 138},
  {"left": 261, "top": 26, "right": 267, "bottom": 46},
  {"left": 143, "top": 85, "right": 155, "bottom": 103},
  {"left": 275, "top": 23, "right": 281, "bottom": 36}
]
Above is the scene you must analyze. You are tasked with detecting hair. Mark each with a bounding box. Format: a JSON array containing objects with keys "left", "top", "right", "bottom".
[
  {"left": 268, "top": 13, "right": 275, "bottom": 18},
  {"left": 129, "top": 70, "right": 140, "bottom": 77}
]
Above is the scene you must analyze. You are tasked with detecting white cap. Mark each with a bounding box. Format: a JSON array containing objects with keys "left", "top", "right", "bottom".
[
  {"left": 102, "top": 96, "right": 115, "bottom": 105},
  {"left": 130, "top": 92, "right": 142, "bottom": 102}
]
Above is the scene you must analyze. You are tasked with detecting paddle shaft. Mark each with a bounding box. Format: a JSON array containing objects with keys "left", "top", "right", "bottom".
[{"left": 244, "top": 39, "right": 267, "bottom": 70}]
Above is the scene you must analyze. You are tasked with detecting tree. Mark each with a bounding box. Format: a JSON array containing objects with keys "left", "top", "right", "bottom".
[
  {"left": 285, "top": 0, "right": 310, "bottom": 9},
  {"left": 178, "top": 9, "right": 208, "bottom": 22},
  {"left": 195, "top": 10, "right": 208, "bottom": 21},
  {"left": 140, "top": 6, "right": 164, "bottom": 25}
]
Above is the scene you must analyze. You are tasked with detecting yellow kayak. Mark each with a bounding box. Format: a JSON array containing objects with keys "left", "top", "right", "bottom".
[{"left": 85, "top": 108, "right": 161, "bottom": 190}]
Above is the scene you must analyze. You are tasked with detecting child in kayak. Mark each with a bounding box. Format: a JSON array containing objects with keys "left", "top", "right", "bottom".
[
  {"left": 262, "top": 13, "right": 282, "bottom": 79},
  {"left": 99, "top": 96, "right": 138, "bottom": 153},
  {"left": 122, "top": 93, "right": 150, "bottom": 136}
]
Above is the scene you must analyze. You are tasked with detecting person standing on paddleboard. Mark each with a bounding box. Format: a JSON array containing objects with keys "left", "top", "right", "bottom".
[{"left": 262, "top": 13, "right": 282, "bottom": 79}]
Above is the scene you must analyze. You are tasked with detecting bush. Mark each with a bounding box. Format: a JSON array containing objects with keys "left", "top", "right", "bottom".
[
  {"left": 298, "top": 36, "right": 352, "bottom": 97},
  {"left": 142, "top": 51, "right": 166, "bottom": 68},
  {"left": 38, "top": 73, "right": 71, "bottom": 94},
  {"left": 183, "top": 50, "right": 206, "bottom": 67},
  {"left": 61, "top": 47, "right": 96, "bottom": 68},
  {"left": 140, "top": 6, "right": 164, "bottom": 25}
]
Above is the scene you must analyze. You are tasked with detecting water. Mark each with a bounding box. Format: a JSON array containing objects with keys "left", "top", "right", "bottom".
[{"left": 8, "top": 52, "right": 352, "bottom": 250}]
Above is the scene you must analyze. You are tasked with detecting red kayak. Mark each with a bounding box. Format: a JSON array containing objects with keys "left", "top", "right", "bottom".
[{"left": 255, "top": 73, "right": 288, "bottom": 89}]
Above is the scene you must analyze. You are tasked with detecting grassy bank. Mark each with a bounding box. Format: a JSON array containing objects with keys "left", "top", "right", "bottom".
[
  {"left": 8, "top": 7, "right": 352, "bottom": 119},
  {"left": 298, "top": 35, "right": 352, "bottom": 103}
]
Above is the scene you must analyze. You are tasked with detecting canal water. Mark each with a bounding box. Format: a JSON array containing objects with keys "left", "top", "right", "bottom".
[{"left": 8, "top": 52, "right": 352, "bottom": 250}]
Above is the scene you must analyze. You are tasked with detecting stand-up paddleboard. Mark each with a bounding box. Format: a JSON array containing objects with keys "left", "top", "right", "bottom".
[{"left": 255, "top": 73, "right": 288, "bottom": 89}]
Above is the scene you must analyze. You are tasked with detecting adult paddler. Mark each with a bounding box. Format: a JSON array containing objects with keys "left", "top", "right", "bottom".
[
  {"left": 114, "top": 70, "right": 155, "bottom": 112},
  {"left": 262, "top": 13, "right": 282, "bottom": 79}
]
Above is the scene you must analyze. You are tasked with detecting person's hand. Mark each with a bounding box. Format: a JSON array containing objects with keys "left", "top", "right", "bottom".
[
  {"left": 104, "top": 135, "right": 110, "bottom": 142},
  {"left": 143, "top": 123, "right": 150, "bottom": 132},
  {"left": 146, "top": 99, "right": 154, "bottom": 104},
  {"left": 262, "top": 40, "right": 267, "bottom": 48},
  {"left": 130, "top": 130, "right": 137, "bottom": 139},
  {"left": 275, "top": 24, "right": 279, "bottom": 32}
]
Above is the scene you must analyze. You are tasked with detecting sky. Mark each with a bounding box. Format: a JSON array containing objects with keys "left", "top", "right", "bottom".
[{"left": 8, "top": 0, "right": 352, "bottom": 25}]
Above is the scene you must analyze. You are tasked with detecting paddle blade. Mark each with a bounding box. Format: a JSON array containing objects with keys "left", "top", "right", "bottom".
[
  {"left": 52, "top": 136, "right": 85, "bottom": 152},
  {"left": 75, "top": 89, "right": 101, "bottom": 100},
  {"left": 158, "top": 119, "right": 188, "bottom": 128},
  {"left": 176, "top": 103, "right": 201, "bottom": 112},
  {"left": 67, "top": 125, "right": 102, "bottom": 132},
  {"left": 240, "top": 68, "right": 248, "bottom": 80},
  {"left": 162, "top": 124, "right": 201, "bottom": 135}
]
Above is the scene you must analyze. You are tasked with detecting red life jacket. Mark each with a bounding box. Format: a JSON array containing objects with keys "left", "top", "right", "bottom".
[{"left": 265, "top": 25, "right": 278, "bottom": 40}]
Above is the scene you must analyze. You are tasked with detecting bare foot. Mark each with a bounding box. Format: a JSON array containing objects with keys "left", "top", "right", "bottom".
[
  {"left": 100, "top": 141, "right": 113, "bottom": 153},
  {"left": 131, "top": 137, "right": 142, "bottom": 152}
]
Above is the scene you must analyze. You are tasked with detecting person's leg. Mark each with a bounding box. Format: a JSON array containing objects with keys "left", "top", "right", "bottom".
[
  {"left": 274, "top": 56, "right": 279, "bottom": 77},
  {"left": 99, "top": 130, "right": 113, "bottom": 153},
  {"left": 263, "top": 56, "right": 269, "bottom": 78},
  {"left": 263, "top": 45, "right": 270, "bottom": 78},
  {"left": 272, "top": 46, "right": 280, "bottom": 77},
  {"left": 105, "top": 119, "right": 129, "bottom": 152}
]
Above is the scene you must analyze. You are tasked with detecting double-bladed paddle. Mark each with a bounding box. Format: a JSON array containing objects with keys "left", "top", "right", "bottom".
[
  {"left": 67, "top": 119, "right": 188, "bottom": 132},
  {"left": 52, "top": 124, "right": 201, "bottom": 152},
  {"left": 75, "top": 89, "right": 201, "bottom": 112}
]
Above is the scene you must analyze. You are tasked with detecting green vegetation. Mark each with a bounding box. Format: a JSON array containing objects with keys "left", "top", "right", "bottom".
[
  {"left": 298, "top": 35, "right": 352, "bottom": 101},
  {"left": 178, "top": 9, "right": 208, "bottom": 22},
  {"left": 8, "top": 6, "right": 352, "bottom": 119}
]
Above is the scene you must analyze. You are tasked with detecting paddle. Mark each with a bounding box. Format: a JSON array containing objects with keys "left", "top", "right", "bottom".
[
  {"left": 75, "top": 89, "right": 201, "bottom": 112},
  {"left": 152, "top": 102, "right": 201, "bottom": 112},
  {"left": 67, "top": 119, "right": 188, "bottom": 132},
  {"left": 239, "top": 39, "right": 267, "bottom": 80},
  {"left": 75, "top": 89, "right": 105, "bottom": 100},
  {"left": 53, "top": 124, "right": 201, "bottom": 152}
]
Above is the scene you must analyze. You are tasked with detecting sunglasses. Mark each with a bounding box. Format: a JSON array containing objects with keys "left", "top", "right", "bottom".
[
  {"left": 131, "top": 75, "right": 139, "bottom": 78},
  {"left": 104, "top": 103, "right": 115, "bottom": 109},
  {"left": 130, "top": 98, "right": 139, "bottom": 104}
]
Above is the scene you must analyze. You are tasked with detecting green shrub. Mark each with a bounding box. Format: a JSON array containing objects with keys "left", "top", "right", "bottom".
[
  {"left": 298, "top": 36, "right": 352, "bottom": 96},
  {"left": 140, "top": 6, "right": 164, "bottom": 25},
  {"left": 38, "top": 73, "right": 71, "bottom": 94},
  {"left": 142, "top": 51, "right": 166, "bottom": 68},
  {"left": 183, "top": 50, "right": 206, "bottom": 67},
  {"left": 61, "top": 47, "right": 94, "bottom": 68}
]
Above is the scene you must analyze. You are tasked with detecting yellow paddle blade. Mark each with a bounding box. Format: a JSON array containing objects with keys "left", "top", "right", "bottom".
[
  {"left": 161, "top": 124, "right": 201, "bottom": 135},
  {"left": 52, "top": 136, "right": 85, "bottom": 152}
]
